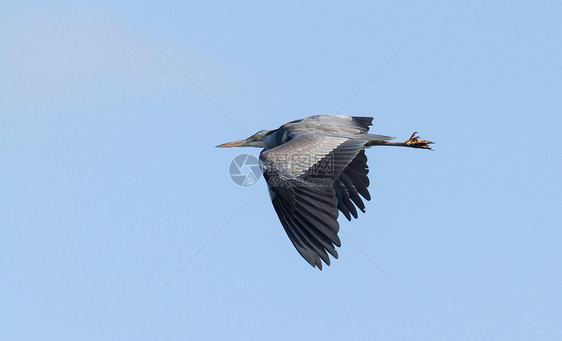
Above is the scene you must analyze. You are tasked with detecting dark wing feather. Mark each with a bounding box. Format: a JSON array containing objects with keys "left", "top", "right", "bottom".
[
  {"left": 265, "top": 173, "right": 340, "bottom": 269},
  {"left": 333, "top": 149, "right": 373, "bottom": 221},
  {"left": 260, "top": 134, "right": 366, "bottom": 269}
]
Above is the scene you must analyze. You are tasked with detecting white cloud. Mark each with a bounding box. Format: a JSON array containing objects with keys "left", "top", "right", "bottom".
[{"left": 0, "top": 6, "right": 252, "bottom": 112}]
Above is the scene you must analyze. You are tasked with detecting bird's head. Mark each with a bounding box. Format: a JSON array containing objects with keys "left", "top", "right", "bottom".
[{"left": 216, "top": 130, "right": 274, "bottom": 148}]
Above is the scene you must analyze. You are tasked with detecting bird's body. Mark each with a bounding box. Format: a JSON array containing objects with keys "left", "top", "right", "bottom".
[{"left": 217, "top": 115, "right": 433, "bottom": 269}]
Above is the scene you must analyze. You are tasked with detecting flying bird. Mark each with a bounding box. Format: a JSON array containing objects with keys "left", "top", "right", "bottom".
[{"left": 217, "top": 115, "right": 433, "bottom": 269}]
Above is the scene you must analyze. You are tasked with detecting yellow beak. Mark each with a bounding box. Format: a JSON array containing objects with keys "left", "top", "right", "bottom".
[{"left": 216, "top": 139, "right": 247, "bottom": 148}]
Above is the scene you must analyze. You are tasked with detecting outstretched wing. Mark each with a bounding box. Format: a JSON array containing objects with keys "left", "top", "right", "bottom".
[
  {"left": 260, "top": 134, "right": 367, "bottom": 269},
  {"left": 334, "top": 149, "right": 372, "bottom": 221}
]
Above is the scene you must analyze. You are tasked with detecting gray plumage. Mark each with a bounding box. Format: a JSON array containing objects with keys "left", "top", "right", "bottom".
[{"left": 217, "top": 115, "right": 433, "bottom": 269}]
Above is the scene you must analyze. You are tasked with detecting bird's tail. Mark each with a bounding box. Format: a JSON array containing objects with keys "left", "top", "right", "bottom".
[
  {"left": 366, "top": 134, "right": 395, "bottom": 141},
  {"left": 365, "top": 134, "right": 395, "bottom": 146}
]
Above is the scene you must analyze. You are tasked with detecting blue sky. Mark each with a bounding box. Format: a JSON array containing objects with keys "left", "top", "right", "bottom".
[{"left": 1, "top": 1, "right": 561, "bottom": 340}]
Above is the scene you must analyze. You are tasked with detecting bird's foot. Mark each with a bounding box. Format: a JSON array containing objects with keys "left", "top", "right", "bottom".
[{"left": 405, "top": 132, "right": 434, "bottom": 150}]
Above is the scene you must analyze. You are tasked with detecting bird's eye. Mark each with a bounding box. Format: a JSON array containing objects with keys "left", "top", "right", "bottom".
[{"left": 254, "top": 136, "right": 260, "bottom": 141}]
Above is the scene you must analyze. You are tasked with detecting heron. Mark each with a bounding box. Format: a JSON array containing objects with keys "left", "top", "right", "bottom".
[{"left": 217, "top": 115, "right": 433, "bottom": 269}]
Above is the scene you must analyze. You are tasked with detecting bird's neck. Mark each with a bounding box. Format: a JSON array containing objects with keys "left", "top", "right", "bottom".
[{"left": 262, "top": 129, "right": 281, "bottom": 150}]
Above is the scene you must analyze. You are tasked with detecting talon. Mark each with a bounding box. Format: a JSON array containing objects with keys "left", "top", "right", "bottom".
[{"left": 404, "top": 132, "right": 434, "bottom": 150}]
